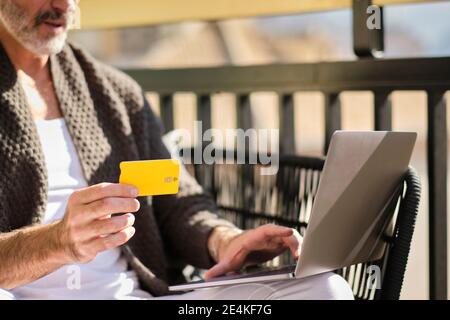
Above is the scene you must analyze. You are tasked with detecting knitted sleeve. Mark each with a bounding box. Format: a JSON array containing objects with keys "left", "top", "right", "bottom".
[{"left": 128, "top": 94, "right": 236, "bottom": 269}]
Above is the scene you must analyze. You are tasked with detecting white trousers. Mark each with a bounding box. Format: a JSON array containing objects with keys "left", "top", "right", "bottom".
[
  {"left": 157, "top": 272, "right": 354, "bottom": 300},
  {"left": 0, "top": 272, "right": 354, "bottom": 300}
]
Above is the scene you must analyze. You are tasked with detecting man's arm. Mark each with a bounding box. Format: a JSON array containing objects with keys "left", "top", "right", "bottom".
[
  {"left": 0, "top": 222, "right": 66, "bottom": 289},
  {"left": 0, "top": 183, "right": 139, "bottom": 289}
]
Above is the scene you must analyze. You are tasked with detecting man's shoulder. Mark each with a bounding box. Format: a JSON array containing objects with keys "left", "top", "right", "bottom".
[{"left": 67, "top": 42, "right": 144, "bottom": 100}]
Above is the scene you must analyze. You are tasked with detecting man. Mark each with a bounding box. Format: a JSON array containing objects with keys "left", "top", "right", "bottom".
[{"left": 0, "top": 0, "right": 353, "bottom": 300}]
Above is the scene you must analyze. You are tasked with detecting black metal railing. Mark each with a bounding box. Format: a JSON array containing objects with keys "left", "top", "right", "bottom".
[{"left": 123, "top": 55, "right": 449, "bottom": 299}]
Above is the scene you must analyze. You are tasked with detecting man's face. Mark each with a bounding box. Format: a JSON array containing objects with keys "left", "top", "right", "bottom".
[{"left": 0, "top": 0, "right": 79, "bottom": 55}]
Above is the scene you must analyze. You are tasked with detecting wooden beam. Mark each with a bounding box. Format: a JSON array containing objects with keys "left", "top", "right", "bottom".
[
  {"left": 123, "top": 57, "right": 450, "bottom": 94},
  {"left": 79, "top": 0, "right": 441, "bottom": 29}
]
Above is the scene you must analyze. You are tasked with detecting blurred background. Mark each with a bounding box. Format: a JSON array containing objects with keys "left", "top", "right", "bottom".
[{"left": 69, "top": 1, "right": 450, "bottom": 299}]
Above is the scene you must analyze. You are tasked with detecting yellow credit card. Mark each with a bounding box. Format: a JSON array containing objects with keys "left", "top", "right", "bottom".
[{"left": 119, "top": 159, "right": 180, "bottom": 196}]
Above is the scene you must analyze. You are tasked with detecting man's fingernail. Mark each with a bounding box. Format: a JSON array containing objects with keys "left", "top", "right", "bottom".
[{"left": 130, "top": 187, "right": 139, "bottom": 197}]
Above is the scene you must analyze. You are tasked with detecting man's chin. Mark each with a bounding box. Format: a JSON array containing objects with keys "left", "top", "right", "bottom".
[{"left": 23, "top": 34, "right": 68, "bottom": 55}]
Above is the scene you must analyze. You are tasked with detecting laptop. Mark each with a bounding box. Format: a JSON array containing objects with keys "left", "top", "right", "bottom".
[{"left": 169, "top": 131, "right": 417, "bottom": 291}]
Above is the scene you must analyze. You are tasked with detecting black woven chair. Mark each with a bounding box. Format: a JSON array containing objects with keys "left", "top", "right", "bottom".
[{"left": 186, "top": 153, "right": 421, "bottom": 300}]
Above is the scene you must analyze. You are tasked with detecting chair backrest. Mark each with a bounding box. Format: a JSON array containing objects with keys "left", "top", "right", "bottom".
[{"left": 187, "top": 154, "right": 421, "bottom": 300}]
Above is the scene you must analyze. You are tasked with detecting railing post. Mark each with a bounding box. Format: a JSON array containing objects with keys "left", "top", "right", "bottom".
[
  {"left": 374, "top": 91, "right": 392, "bottom": 131},
  {"left": 324, "top": 93, "right": 342, "bottom": 154},
  {"left": 195, "top": 94, "right": 214, "bottom": 192},
  {"left": 427, "top": 91, "right": 448, "bottom": 300},
  {"left": 235, "top": 94, "right": 254, "bottom": 230},
  {"left": 159, "top": 94, "right": 174, "bottom": 132},
  {"left": 279, "top": 93, "right": 296, "bottom": 154},
  {"left": 197, "top": 94, "right": 212, "bottom": 151},
  {"left": 236, "top": 94, "right": 253, "bottom": 131},
  {"left": 197, "top": 94, "right": 212, "bottom": 133}
]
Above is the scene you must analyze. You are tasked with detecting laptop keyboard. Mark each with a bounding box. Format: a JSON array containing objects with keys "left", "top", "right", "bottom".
[{"left": 201, "top": 264, "right": 297, "bottom": 283}]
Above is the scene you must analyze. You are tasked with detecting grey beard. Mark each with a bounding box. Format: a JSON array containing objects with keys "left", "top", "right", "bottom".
[{"left": 0, "top": 0, "right": 72, "bottom": 55}]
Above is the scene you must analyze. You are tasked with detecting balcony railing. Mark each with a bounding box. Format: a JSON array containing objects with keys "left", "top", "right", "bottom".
[{"left": 123, "top": 56, "right": 450, "bottom": 299}]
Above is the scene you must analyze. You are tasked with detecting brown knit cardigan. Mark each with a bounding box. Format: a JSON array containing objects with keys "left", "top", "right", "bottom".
[{"left": 0, "top": 42, "right": 234, "bottom": 296}]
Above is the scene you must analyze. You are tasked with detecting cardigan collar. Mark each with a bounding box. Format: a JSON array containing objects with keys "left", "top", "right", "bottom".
[{"left": 0, "top": 43, "right": 48, "bottom": 228}]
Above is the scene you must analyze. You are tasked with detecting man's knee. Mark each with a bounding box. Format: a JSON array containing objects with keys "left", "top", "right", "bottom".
[
  {"left": 267, "top": 272, "right": 354, "bottom": 300},
  {"left": 306, "top": 272, "right": 354, "bottom": 300},
  {"left": 0, "top": 289, "right": 15, "bottom": 300}
]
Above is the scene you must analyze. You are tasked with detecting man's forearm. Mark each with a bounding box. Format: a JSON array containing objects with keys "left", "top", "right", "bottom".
[{"left": 0, "top": 221, "right": 67, "bottom": 289}]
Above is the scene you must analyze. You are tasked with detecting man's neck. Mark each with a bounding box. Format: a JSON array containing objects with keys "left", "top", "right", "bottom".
[{"left": 0, "top": 24, "right": 49, "bottom": 78}]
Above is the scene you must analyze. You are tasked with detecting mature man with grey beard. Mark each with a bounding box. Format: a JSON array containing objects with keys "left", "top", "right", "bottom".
[{"left": 0, "top": 0, "right": 354, "bottom": 300}]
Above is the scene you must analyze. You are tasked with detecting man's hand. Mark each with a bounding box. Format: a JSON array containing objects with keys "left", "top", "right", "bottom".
[
  {"left": 56, "top": 183, "right": 140, "bottom": 264},
  {"left": 204, "top": 224, "right": 303, "bottom": 280},
  {"left": 0, "top": 182, "right": 140, "bottom": 289}
]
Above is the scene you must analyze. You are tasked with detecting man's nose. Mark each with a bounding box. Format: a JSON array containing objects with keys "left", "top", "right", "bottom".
[{"left": 51, "top": 0, "right": 78, "bottom": 14}]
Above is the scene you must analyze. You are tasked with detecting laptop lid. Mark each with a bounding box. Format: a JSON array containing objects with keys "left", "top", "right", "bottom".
[{"left": 295, "top": 131, "right": 417, "bottom": 278}]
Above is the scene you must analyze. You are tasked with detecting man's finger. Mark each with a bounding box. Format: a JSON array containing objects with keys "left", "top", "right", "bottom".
[
  {"left": 86, "top": 213, "right": 136, "bottom": 240},
  {"left": 90, "top": 226, "right": 136, "bottom": 254},
  {"left": 261, "top": 224, "right": 293, "bottom": 238},
  {"left": 71, "top": 183, "right": 138, "bottom": 205},
  {"left": 203, "top": 261, "right": 232, "bottom": 280},
  {"left": 84, "top": 197, "right": 140, "bottom": 221},
  {"left": 284, "top": 229, "right": 303, "bottom": 259},
  {"left": 282, "top": 235, "right": 301, "bottom": 259}
]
